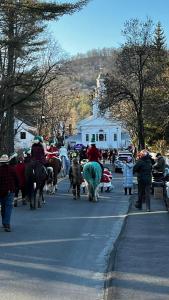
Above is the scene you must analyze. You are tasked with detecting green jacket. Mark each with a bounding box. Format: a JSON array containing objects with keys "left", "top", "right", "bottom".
[{"left": 133, "top": 156, "right": 152, "bottom": 184}]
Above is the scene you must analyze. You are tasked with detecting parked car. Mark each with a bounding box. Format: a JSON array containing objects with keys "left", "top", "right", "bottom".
[{"left": 114, "top": 151, "right": 133, "bottom": 173}]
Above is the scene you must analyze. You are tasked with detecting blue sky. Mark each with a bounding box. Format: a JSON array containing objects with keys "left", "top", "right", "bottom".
[{"left": 49, "top": 0, "right": 169, "bottom": 56}]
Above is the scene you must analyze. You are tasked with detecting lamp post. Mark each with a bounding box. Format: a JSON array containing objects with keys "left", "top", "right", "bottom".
[{"left": 116, "top": 127, "right": 119, "bottom": 150}]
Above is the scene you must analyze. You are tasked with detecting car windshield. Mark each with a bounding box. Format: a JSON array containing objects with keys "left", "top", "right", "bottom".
[{"left": 118, "top": 152, "right": 132, "bottom": 157}]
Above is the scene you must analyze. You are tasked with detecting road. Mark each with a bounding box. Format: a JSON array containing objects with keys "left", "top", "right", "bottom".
[{"left": 0, "top": 173, "right": 130, "bottom": 300}]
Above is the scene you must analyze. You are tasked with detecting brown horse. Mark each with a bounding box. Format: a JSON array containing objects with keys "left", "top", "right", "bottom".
[{"left": 46, "top": 157, "right": 62, "bottom": 194}]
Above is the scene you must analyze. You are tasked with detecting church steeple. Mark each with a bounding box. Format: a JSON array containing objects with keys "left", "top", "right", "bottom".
[{"left": 92, "top": 69, "right": 106, "bottom": 117}]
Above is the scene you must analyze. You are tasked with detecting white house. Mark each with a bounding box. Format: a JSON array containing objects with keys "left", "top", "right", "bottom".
[
  {"left": 66, "top": 72, "right": 131, "bottom": 149},
  {"left": 14, "top": 118, "right": 36, "bottom": 150}
]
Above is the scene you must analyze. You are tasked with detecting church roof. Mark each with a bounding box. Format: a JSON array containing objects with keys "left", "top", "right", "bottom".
[{"left": 77, "top": 115, "right": 121, "bottom": 127}]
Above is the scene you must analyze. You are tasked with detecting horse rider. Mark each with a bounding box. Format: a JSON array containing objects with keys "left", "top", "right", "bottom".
[
  {"left": 87, "top": 141, "right": 101, "bottom": 162},
  {"left": 46, "top": 141, "right": 59, "bottom": 160},
  {"left": 31, "top": 135, "right": 47, "bottom": 166}
]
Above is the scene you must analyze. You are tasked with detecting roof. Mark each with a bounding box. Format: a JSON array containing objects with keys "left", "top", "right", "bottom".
[{"left": 77, "top": 115, "right": 121, "bottom": 127}]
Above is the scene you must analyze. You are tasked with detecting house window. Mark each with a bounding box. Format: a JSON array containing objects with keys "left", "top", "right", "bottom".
[
  {"left": 86, "top": 134, "right": 89, "bottom": 142},
  {"left": 99, "top": 133, "right": 104, "bottom": 141},
  {"left": 96, "top": 134, "right": 98, "bottom": 141},
  {"left": 104, "top": 134, "right": 107, "bottom": 141},
  {"left": 114, "top": 133, "right": 117, "bottom": 141},
  {"left": 92, "top": 134, "right": 95, "bottom": 142},
  {"left": 20, "top": 132, "right": 26, "bottom": 139}
]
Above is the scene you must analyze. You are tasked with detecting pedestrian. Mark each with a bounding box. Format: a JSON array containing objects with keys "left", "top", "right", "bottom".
[
  {"left": 0, "top": 154, "right": 19, "bottom": 232},
  {"left": 122, "top": 156, "right": 134, "bottom": 195},
  {"left": 153, "top": 153, "right": 165, "bottom": 174},
  {"left": 69, "top": 158, "right": 82, "bottom": 200},
  {"left": 133, "top": 150, "right": 152, "bottom": 212}
]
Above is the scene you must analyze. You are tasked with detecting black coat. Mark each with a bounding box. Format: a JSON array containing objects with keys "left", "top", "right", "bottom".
[{"left": 133, "top": 156, "right": 152, "bottom": 184}]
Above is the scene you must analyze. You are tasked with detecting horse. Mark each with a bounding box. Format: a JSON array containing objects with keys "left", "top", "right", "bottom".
[
  {"left": 83, "top": 161, "right": 102, "bottom": 202},
  {"left": 25, "top": 161, "right": 48, "bottom": 209},
  {"left": 45, "top": 157, "right": 62, "bottom": 194},
  {"left": 60, "top": 155, "right": 70, "bottom": 177}
]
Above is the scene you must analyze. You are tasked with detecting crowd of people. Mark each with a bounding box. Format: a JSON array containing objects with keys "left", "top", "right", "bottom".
[{"left": 0, "top": 134, "right": 167, "bottom": 232}]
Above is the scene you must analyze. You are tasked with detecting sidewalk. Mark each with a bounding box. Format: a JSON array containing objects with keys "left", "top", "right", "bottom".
[{"left": 108, "top": 194, "right": 169, "bottom": 300}]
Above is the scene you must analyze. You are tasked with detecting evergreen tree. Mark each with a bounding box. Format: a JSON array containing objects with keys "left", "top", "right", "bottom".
[
  {"left": 153, "top": 21, "right": 166, "bottom": 52},
  {"left": 0, "top": 0, "right": 89, "bottom": 154}
]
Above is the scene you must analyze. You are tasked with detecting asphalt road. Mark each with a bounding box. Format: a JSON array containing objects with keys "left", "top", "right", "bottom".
[{"left": 0, "top": 173, "right": 130, "bottom": 300}]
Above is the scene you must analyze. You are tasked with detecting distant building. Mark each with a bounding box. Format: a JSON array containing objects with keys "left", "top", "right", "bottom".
[
  {"left": 14, "top": 118, "right": 36, "bottom": 150},
  {"left": 66, "top": 72, "right": 131, "bottom": 149}
]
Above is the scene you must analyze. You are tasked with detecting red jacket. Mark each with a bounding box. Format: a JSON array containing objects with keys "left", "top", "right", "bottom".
[
  {"left": 15, "top": 163, "right": 26, "bottom": 189},
  {"left": 46, "top": 146, "right": 59, "bottom": 159},
  {"left": 87, "top": 146, "right": 101, "bottom": 162},
  {"left": 0, "top": 165, "right": 19, "bottom": 197}
]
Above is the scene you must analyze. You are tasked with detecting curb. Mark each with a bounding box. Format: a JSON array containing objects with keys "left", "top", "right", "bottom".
[{"left": 103, "top": 195, "right": 134, "bottom": 300}]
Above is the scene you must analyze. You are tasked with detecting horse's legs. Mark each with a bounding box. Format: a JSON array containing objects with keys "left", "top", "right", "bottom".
[
  {"left": 33, "top": 187, "right": 37, "bottom": 209},
  {"left": 38, "top": 190, "right": 42, "bottom": 208}
]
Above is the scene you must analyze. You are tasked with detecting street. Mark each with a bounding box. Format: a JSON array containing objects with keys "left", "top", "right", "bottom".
[{"left": 0, "top": 174, "right": 130, "bottom": 300}]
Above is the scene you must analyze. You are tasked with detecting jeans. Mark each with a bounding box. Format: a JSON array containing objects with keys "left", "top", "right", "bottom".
[
  {"left": 0, "top": 192, "right": 14, "bottom": 225},
  {"left": 138, "top": 181, "right": 151, "bottom": 210}
]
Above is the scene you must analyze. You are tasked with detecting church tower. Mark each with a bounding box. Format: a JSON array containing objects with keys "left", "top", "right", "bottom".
[{"left": 92, "top": 69, "right": 106, "bottom": 117}]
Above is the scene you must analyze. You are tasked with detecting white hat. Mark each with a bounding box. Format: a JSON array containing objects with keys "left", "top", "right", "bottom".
[{"left": 0, "top": 154, "right": 10, "bottom": 163}]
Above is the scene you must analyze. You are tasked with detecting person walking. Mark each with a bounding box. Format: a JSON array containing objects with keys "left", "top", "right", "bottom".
[
  {"left": 133, "top": 150, "right": 152, "bottom": 212},
  {"left": 122, "top": 156, "right": 134, "bottom": 195},
  {"left": 0, "top": 154, "right": 19, "bottom": 232}
]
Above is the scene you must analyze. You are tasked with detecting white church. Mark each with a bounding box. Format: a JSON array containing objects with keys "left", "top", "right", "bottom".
[{"left": 66, "top": 72, "right": 131, "bottom": 149}]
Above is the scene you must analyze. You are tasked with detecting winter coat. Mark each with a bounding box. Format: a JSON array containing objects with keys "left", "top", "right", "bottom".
[
  {"left": 133, "top": 156, "right": 152, "bottom": 184},
  {"left": 31, "top": 143, "right": 46, "bottom": 164},
  {"left": 15, "top": 162, "right": 26, "bottom": 189},
  {"left": 153, "top": 156, "right": 165, "bottom": 173},
  {"left": 87, "top": 146, "right": 101, "bottom": 162},
  {"left": 122, "top": 162, "right": 134, "bottom": 188}
]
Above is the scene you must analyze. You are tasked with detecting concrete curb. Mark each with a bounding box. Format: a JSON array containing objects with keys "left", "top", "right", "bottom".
[{"left": 103, "top": 195, "right": 134, "bottom": 300}]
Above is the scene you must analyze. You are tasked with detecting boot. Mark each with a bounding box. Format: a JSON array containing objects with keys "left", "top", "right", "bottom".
[
  {"left": 129, "top": 188, "right": 132, "bottom": 195},
  {"left": 124, "top": 188, "right": 127, "bottom": 195},
  {"left": 72, "top": 189, "right": 76, "bottom": 200}
]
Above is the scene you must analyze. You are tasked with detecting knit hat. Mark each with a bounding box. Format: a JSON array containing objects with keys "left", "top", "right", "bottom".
[
  {"left": 33, "top": 135, "right": 43, "bottom": 143},
  {"left": 0, "top": 154, "right": 10, "bottom": 163}
]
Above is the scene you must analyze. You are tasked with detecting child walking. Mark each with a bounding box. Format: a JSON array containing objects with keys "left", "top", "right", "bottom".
[{"left": 122, "top": 156, "right": 134, "bottom": 195}]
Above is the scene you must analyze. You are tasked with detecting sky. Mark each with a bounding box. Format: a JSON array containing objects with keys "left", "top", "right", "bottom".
[{"left": 49, "top": 0, "right": 169, "bottom": 56}]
